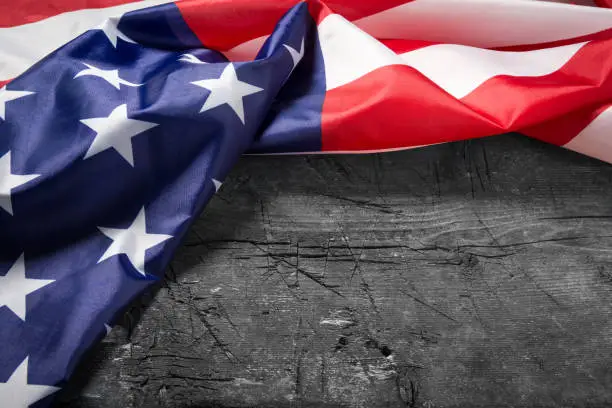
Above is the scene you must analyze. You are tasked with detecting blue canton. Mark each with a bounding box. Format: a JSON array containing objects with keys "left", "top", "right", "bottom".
[{"left": 0, "top": 3, "right": 311, "bottom": 407}]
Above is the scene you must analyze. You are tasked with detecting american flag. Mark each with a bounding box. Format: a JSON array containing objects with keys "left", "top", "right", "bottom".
[{"left": 1, "top": 0, "right": 612, "bottom": 406}]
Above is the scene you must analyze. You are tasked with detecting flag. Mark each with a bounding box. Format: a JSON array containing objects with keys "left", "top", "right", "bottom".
[{"left": 1, "top": 0, "right": 612, "bottom": 406}]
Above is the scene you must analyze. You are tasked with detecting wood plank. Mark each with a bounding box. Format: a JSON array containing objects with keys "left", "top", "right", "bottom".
[{"left": 56, "top": 134, "right": 612, "bottom": 407}]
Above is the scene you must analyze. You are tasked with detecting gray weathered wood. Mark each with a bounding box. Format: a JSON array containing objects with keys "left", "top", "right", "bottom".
[{"left": 56, "top": 135, "right": 612, "bottom": 407}]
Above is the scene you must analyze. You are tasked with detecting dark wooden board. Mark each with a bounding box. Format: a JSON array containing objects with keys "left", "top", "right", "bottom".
[{"left": 56, "top": 134, "right": 612, "bottom": 408}]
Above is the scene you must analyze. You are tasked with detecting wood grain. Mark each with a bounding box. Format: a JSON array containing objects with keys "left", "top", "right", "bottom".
[{"left": 56, "top": 134, "right": 612, "bottom": 408}]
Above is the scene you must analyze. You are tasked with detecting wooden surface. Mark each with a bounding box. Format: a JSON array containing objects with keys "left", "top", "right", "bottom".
[{"left": 56, "top": 134, "right": 612, "bottom": 408}]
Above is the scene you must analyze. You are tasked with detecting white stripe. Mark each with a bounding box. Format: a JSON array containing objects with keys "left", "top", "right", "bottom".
[
  {"left": 319, "top": 14, "right": 587, "bottom": 98},
  {"left": 224, "top": 35, "right": 268, "bottom": 61},
  {"left": 355, "top": 0, "right": 612, "bottom": 48},
  {"left": 398, "top": 42, "right": 587, "bottom": 99},
  {"left": 0, "top": 0, "right": 168, "bottom": 81},
  {"left": 318, "top": 14, "right": 404, "bottom": 91},
  {"left": 563, "top": 108, "right": 612, "bottom": 164}
]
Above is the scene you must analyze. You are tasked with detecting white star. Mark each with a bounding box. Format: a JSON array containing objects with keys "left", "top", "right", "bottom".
[
  {"left": 97, "top": 18, "right": 136, "bottom": 48},
  {"left": 191, "top": 64, "right": 263, "bottom": 124},
  {"left": 98, "top": 207, "right": 172, "bottom": 276},
  {"left": 0, "top": 87, "right": 34, "bottom": 121},
  {"left": 80, "top": 104, "right": 158, "bottom": 166},
  {"left": 0, "top": 254, "right": 54, "bottom": 321},
  {"left": 0, "top": 357, "right": 60, "bottom": 408},
  {"left": 0, "top": 152, "right": 39, "bottom": 215},
  {"left": 212, "top": 178, "right": 222, "bottom": 192},
  {"left": 179, "top": 54, "right": 208, "bottom": 64},
  {"left": 283, "top": 37, "right": 305, "bottom": 69},
  {"left": 74, "top": 63, "right": 141, "bottom": 90}
]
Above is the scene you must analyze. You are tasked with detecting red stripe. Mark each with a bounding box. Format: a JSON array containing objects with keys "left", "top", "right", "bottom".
[
  {"left": 0, "top": 80, "right": 11, "bottom": 88},
  {"left": 1, "top": 0, "right": 139, "bottom": 27},
  {"left": 462, "top": 39, "right": 612, "bottom": 136},
  {"left": 522, "top": 103, "right": 611, "bottom": 147},
  {"left": 177, "top": 0, "right": 298, "bottom": 51},
  {"left": 328, "top": 0, "right": 414, "bottom": 21},
  {"left": 307, "top": 0, "right": 333, "bottom": 25},
  {"left": 320, "top": 65, "right": 498, "bottom": 152},
  {"left": 321, "top": 33, "right": 612, "bottom": 152},
  {"left": 177, "top": 0, "right": 411, "bottom": 51},
  {"left": 381, "top": 39, "right": 437, "bottom": 54},
  {"left": 520, "top": 36, "right": 612, "bottom": 148}
]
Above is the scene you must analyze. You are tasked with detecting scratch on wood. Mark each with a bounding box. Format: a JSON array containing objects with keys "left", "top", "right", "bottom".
[
  {"left": 400, "top": 289, "right": 458, "bottom": 323},
  {"left": 320, "top": 318, "right": 355, "bottom": 328}
]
